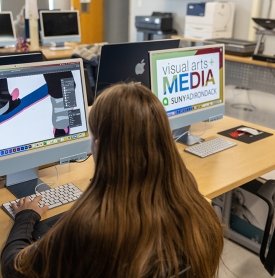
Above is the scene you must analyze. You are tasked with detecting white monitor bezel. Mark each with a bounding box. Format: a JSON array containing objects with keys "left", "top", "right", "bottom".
[
  {"left": 0, "top": 58, "right": 90, "bottom": 178},
  {"left": 39, "top": 10, "right": 81, "bottom": 46},
  {"left": 0, "top": 11, "right": 17, "bottom": 47}
]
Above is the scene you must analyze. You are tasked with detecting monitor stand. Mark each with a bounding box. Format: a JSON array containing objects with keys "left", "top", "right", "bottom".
[
  {"left": 173, "top": 126, "right": 203, "bottom": 146},
  {"left": 5, "top": 168, "right": 50, "bottom": 198},
  {"left": 49, "top": 42, "right": 72, "bottom": 51}
]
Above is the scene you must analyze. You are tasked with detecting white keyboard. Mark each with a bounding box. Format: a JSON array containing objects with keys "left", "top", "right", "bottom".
[
  {"left": 2, "top": 183, "right": 83, "bottom": 219},
  {"left": 185, "top": 137, "right": 237, "bottom": 158}
]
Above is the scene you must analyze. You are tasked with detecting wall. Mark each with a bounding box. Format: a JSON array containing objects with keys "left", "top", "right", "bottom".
[
  {"left": 0, "top": 0, "right": 49, "bottom": 18},
  {"left": 0, "top": 0, "right": 72, "bottom": 17},
  {"left": 0, "top": 0, "right": 103, "bottom": 44},
  {"left": 49, "top": 0, "right": 70, "bottom": 10},
  {"left": 129, "top": 0, "right": 188, "bottom": 42},
  {"left": 129, "top": 0, "right": 266, "bottom": 42},
  {"left": 72, "top": 0, "right": 103, "bottom": 43},
  {"left": 104, "top": 0, "right": 129, "bottom": 43},
  {"left": 261, "top": 0, "right": 275, "bottom": 55}
]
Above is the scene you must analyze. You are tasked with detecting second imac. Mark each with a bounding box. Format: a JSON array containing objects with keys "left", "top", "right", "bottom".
[
  {"left": 40, "top": 10, "right": 81, "bottom": 50},
  {"left": 149, "top": 44, "right": 225, "bottom": 145},
  {"left": 0, "top": 51, "right": 44, "bottom": 65},
  {"left": 0, "top": 12, "right": 17, "bottom": 47}
]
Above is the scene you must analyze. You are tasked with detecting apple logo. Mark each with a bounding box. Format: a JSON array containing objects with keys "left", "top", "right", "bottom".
[{"left": 135, "top": 59, "right": 145, "bottom": 75}]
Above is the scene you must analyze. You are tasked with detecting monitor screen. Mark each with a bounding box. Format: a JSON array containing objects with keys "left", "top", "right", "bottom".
[
  {"left": 0, "top": 12, "right": 17, "bottom": 47},
  {"left": 40, "top": 10, "right": 81, "bottom": 47},
  {"left": 0, "top": 59, "right": 90, "bottom": 197},
  {"left": 95, "top": 39, "right": 180, "bottom": 95},
  {"left": 150, "top": 44, "right": 224, "bottom": 142}
]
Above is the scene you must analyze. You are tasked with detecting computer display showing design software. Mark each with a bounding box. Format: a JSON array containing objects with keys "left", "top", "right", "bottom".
[
  {"left": 40, "top": 10, "right": 81, "bottom": 49},
  {"left": 0, "top": 59, "right": 90, "bottom": 197},
  {"left": 0, "top": 12, "right": 17, "bottom": 47},
  {"left": 150, "top": 45, "right": 224, "bottom": 142}
]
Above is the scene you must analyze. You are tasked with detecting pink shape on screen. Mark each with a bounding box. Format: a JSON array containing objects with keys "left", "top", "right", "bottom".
[{"left": 11, "top": 88, "right": 19, "bottom": 100}]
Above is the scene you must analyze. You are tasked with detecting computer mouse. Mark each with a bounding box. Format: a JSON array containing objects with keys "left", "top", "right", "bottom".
[{"left": 236, "top": 127, "right": 261, "bottom": 136}]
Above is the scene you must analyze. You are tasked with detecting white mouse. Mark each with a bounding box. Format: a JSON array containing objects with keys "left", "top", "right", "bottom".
[{"left": 237, "top": 127, "right": 261, "bottom": 136}]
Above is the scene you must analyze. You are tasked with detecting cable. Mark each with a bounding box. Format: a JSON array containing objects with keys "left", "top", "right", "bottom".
[
  {"left": 219, "top": 257, "right": 241, "bottom": 278},
  {"left": 70, "top": 153, "right": 92, "bottom": 163},
  {"left": 33, "top": 154, "right": 92, "bottom": 194},
  {"left": 54, "top": 164, "right": 59, "bottom": 186},
  {"left": 222, "top": 2, "right": 234, "bottom": 32},
  {"left": 268, "top": 0, "right": 273, "bottom": 18},
  {"left": 230, "top": 87, "right": 256, "bottom": 112},
  {"left": 174, "top": 131, "right": 189, "bottom": 142},
  {"left": 34, "top": 182, "right": 52, "bottom": 194},
  {"left": 35, "top": 163, "right": 60, "bottom": 193}
]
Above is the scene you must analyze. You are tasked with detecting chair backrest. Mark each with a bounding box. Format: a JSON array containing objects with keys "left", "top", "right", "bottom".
[
  {"left": 84, "top": 68, "right": 96, "bottom": 106},
  {"left": 264, "top": 230, "right": 275, "bottom": 275},
  {"left": 258, "top": 180, "right": 275, "bottom": 275},
  {"left": 71, "top": 53, "right": 99, "bottom": 106},
  {"left": 243, "top": 179, "right": 275, "bottom": 275}
]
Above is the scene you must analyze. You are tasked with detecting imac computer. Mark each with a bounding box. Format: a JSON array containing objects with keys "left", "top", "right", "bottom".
[
  {"left": 40, "top": 10, "right": 81, "bottom": 50},
  {"left": 0, "top": 12, "right": 17, "bottom": 47},
  {"left": 0, "top": 58, "right": 90, "bottom": 198},
  {"left": 95, "top": 39, "right": 180, "bottom": 95},
  {"left": 0, "top": 51, "right": 44, "bottom": 66},
  {"left": 149, "top": 44, "right": 224, "bottom": 145}
]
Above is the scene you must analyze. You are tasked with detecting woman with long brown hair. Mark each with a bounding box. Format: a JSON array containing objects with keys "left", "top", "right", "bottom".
[{"left": 1, "top": 83, "right": 223, "bottom": 278}]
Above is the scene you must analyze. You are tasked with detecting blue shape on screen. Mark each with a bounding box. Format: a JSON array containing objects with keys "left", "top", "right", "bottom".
[{"left": 0, "top": 84, "right": 48, "bottom": 124}]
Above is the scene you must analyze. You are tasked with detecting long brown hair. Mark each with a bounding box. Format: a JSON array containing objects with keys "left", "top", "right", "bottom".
[{"left": 15, "top": 83, "right": 223, "bottom": 278}]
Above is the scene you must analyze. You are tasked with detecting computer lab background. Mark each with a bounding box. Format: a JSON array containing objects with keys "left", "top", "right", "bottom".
[
  {"left": 1, "top": 0, "right": 275, "bottom": 277},
  {"left": 2, "top": 0, "right": 275, "bottom": 129}
]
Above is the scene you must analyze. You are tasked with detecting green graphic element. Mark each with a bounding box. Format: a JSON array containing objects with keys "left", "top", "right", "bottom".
[{"left": 162, "top": 97, "right": 169, "bottom": 106}]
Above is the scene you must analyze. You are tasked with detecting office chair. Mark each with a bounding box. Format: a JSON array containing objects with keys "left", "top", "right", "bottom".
[
  {"left": 241, "top": 179, "right": 275, "bottom": 275},
  {"left": 83, "top": 68, "right": 96, "bottom": 106}
]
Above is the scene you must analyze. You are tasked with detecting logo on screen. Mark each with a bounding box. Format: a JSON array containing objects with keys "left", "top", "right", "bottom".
[{"left": 135, "top": 59, "right": 145, "bottom": 75}]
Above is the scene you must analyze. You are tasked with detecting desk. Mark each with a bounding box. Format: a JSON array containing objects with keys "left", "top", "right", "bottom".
[
  {"left": 224, "top": 55, "right": 275, "bottom": 94},
  {"left": 178, "top": 116, "right": 275, "bottom": 199},
  {"left": 1, "top": 116, "right": 275, "bottom": 250},
  {"left": 0, "top": 46, "right": 75, "bottom": 61},
  {"left": 41, "top": 46, "right": 75, "bottom": 60},
  {"left": 0, "top": 161, "right": 93, "bottom": 252}
]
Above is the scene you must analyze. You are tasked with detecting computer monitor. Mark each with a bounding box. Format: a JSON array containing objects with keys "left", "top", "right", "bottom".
[
  {"left": 40, "top": 10, "right": 81, "bottom": 50},
  {"left": 25, "top": 9, "right": 60, "bottom": 42},
  {"left": 0, "top": 51, "right": 45, "bottom": 66},
  {"left": 149, "top": 44, "right": 224, "bottom": 145},
  {"left": 0, "top": 58, "right": 90, "bottom": 198},
  {"left": 0, "top": 12, "right": 17, "bottom": 47},
  {"left": 95, "top": 39, "right": 180, "bottom": 95}
]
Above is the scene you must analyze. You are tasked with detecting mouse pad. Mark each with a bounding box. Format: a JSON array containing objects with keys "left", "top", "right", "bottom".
[{"left": 218, "top": 125, "right": 273, "bottom": 143}]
